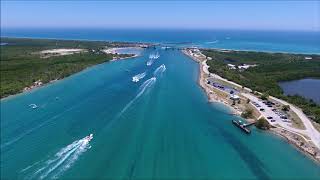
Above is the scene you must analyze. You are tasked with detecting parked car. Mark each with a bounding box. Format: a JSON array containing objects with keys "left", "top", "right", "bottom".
[
  {"left": 271, "top": 120, "right": 276, "bottom": 122},
  {"left": 267, "top": 116, "right": 273, "bottom": 119},
  {"left": 259, "top": 108, "right": 265, "bottom": 111}
]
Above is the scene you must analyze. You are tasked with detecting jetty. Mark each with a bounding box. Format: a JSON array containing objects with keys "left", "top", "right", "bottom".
[{"left": 232, "top": 120, "right": 255, "bottom": 134}]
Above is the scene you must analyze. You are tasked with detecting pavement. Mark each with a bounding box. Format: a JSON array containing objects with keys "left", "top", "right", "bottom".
[
  {"left": 242, "top": 93, "right": 320, "bottom": 149},
  {"left": 185, "top": 48, "right": 320, "bottom": 149}
]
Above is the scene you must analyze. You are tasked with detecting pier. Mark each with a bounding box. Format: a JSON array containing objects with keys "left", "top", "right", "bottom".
[{"left": 232, "top": 120, "right": 255, "bottom": 134}]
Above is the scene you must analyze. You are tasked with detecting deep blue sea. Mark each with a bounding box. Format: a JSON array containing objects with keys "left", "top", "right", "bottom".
[
  {"left": 1, "top": 29, "right": 320, "bottom": 179},
  {"left": 2, "top": 28, "right": 320, "bottom": 54}
]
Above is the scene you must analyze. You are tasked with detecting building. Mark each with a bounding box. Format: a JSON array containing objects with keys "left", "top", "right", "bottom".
[
  {"left": 227, "top": 64, "right": 236, "bottom": 70},
  {"left": 230, "top": 94, "right": 240, "bottom": 100}
]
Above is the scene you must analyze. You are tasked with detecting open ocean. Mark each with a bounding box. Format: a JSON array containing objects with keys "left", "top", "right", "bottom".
[
  {"left": 2, "top": 28, "right": 320, "bottom": 54},
  {"left": 1, "top": 29, "right": 320, "bottom": 179}
]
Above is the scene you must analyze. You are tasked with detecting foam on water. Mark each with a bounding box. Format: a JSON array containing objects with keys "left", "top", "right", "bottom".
[
  {"left": 153, "top": 64, "right": 166, "bottom": 77},
  {"left": 1, "top": 100, "right": 89, "bottom": 149},
  {"left": 21, "top": 136, "right": 91, "bottom": 179},
  {"left": 132, "top": 72, "right": 146, "bottom": 82},
  {"left": 146, "top": 59, "right": 155, "bottom": 66},
  {"left": 117, "top": 77, "right": 157, "bottom": 118}
]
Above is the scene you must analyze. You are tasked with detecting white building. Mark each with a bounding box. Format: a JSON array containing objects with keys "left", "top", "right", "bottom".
[
  {"left": 230, "top": 94, "right": 240, "bottom": 100},
  {"left": 227, "top": 64, "right": 236, "bottom": 70}
]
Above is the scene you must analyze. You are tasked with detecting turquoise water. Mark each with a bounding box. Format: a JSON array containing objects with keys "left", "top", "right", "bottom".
[
  {"left": 279, "top": 78, "right": 320, "bottom": 105},
  {"left": 1, "top": 48, "right": 320, "bottom": 179},
  {"left": 2, "top": 28, "right": 320, "bottom": 54}
]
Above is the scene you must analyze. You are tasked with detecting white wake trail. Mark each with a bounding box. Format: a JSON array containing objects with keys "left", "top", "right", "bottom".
[
  {"left": 23, "top": 136, "right": 92, "bottom": 179},
  {"left": 132, "top": 72, "right": 146, "bottom": 82},
  {"left": 117, "top": 77, "right": 157, "bottom": 118},
  {"left": 153, "top": 64, "right": 166, "bottom": 77},
  {"left": 2, "top": 100, "right": 90, "bottom": 149},
  {"left": 146, "top": 59, "right": 155, "bottom": 66}
]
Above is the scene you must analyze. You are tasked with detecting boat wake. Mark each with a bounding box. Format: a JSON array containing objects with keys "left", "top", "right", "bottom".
[
  {"left": 1, "top": 101, "right": 88, "bottom": 149},
  {"left": 153, "top": 64, "right": 166, "bottom": 77},
  {"left": 117, "top": 77, "right": 157, "bottom": 117},
  {"left": 132, "top": 72, "right": 146, "bottom": 82},
  {"left": 149, "top": 52, "right": 160, "bottom": 60},
  {"left": 21, "top": 134, "right": 93, "bottom": 179},
  {"left": 147, "top": 52, "right": 160, "bottom": 66},
  {"left": 146, "top": 59, "right": 155, "bottom": 66}
]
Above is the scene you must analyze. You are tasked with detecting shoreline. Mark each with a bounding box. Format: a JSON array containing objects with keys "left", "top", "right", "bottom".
[
  {"left": 0, "top": 51, "right": 139, "bottom": 101},
  {"left": 1, "top": 36, "right": 154, "bottom": 48},
  {"left": 2, "top": 35, "right": 319, "bottom": 55},
  {"left": 270, "top": 127, "right": 320, "bottom": 165},
  {"left": 182, "top": 49, "right": 243, "bottom": 117},
  {"left": 182, "top": 48, "right": 320, "bottom": 163},
  {"left": 200, "top": 47, "right": 320, "bottom": 56}
]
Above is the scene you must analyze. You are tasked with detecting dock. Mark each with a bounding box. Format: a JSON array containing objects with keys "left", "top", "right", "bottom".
[{"left": 232, "top": 120, "right": 254, "bottom": 134}]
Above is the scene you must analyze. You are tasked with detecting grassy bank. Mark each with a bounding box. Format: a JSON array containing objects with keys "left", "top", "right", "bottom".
[
  {"left": 202, "top": 49, "right": 320, "bottom": 124},
  {"left": 0, "top": 37, "right": 139, "bottom": 98}
]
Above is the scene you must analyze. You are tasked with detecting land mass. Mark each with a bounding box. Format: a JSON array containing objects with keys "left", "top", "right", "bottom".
[
  {"left": 183, "top": 48, "right": 320, "bottom": 163},
  {"left": 0, "top": 37, "right": 150, "bottom": 98},
  {"left": 202, "top": 49, "right": 320, "bottom": 124}
]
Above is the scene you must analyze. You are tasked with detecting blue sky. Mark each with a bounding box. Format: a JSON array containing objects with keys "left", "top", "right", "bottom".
[{"left": 1, "top": 1, "right": 319, "bottom": 31}]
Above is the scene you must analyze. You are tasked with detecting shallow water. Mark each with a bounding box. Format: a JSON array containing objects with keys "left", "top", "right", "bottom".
[
  {"left": 279, "top": 78, "right": 320, "bottom": 105},
  {"left": 1, "top": 48, "right": 320, "bottom": 179}
]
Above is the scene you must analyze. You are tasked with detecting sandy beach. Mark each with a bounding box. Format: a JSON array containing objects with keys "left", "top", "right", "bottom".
[{"left": 39, "top": 48, "right": 86, "bottom": 58}]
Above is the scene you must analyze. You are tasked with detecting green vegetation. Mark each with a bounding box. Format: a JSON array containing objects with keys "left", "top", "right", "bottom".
[
  {"left": 241, "top": 108, "right": 254, "bottom": 119},
  {"left": 282, "top": 105, "right": 290, "bottom": 111},
  {"left": 0, "top": 37, "right": 138, "bottom": 98},
  {"left": 260, "top": 93, "right": 269, "bottom": 100},
  {"left": 255, "top": 117, "right": 271, "bottom": 130},
  {"left": 203, "top": 49, "right": 320, "bottom": 124}
]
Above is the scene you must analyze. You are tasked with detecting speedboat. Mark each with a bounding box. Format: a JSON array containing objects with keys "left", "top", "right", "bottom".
[
  {"left": 132, "top": 72, "right": 146, "bottom": 82},
  {"left": 84, "top": 134, "right": 93, "bottom": 142},
  {"left": 29, "top": 104, "right": 38, "bottom": 109},
  {"left": 146, "top": 60, "right": 153, "bottom": 66},
  {"left": 132, "top": 76, "right": 139, "bottom": 82},
  {"left": 149, "top": 52, "right": 160, "bottom": 60}
]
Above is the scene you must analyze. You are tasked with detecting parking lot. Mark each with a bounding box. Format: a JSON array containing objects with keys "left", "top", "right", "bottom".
[{"left": 242, "top": 93, "right": 292, "bottom": 127}]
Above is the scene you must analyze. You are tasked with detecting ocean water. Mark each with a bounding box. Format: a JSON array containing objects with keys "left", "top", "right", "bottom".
[
  {"left": 279, "top": 78, "right": 320, "bottom": 105},
  {"left": 2, "top": 28, "right": 320, "bottom": 54},
  {"left": 1, "top": 47, "right": 320, "bottom": 179}
]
